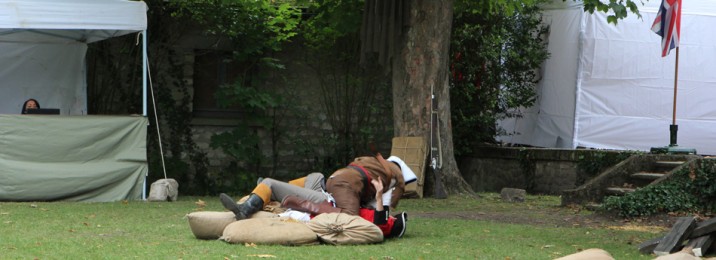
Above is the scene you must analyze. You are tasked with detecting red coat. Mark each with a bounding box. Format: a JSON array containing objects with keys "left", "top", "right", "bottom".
[{"left": 359, "top": 208, "right": 395, "bottom": 237}]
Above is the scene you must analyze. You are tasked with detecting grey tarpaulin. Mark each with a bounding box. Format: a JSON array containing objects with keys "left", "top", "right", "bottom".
[{"left": 0, "top": 115, "right": 148, "bottom": 202}]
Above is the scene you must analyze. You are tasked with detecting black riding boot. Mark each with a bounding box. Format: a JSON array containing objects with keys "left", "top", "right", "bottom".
[{"left": 219, "top": 193, "right": 264, "bottom": 220}]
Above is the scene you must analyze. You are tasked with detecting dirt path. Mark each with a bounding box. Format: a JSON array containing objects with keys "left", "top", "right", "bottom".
[{"left": 413, "top": 208, "right": 678, "bottom": 232}]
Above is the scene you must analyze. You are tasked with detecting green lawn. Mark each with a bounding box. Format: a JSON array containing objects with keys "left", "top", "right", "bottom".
[{"left": 0, "top": 194, "right": 663, "bottom": 259}]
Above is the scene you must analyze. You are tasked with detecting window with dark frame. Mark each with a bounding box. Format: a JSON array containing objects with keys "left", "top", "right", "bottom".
[{"left": 192, "top": 49, "right": 243, "bottom": 118}]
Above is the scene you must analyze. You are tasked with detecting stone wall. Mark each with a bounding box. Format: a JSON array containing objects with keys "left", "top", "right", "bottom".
[
  {"left": 167, "top": 38, "right": 393, "bottom": 181},
  {"left": 459, "top": 146, "right": 630, "bottom": 195}
]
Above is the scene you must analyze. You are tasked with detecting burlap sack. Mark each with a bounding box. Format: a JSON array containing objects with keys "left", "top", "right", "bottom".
[
  {"left": 653, "top": 252, "right": 701, "bottom": 260},
  {"left": 220, "top": 218, "right": 318, "bottom": 245},
  {"left": 186, "top": 211, "right": 236, "bottom": 240},
  {"left": 186, "top": 211, "right": 278, "bottom": 240},
  {"left": 554, "top": 248, "right": 614, "bottom": 260},
  {"left": 306, "top": 213, "right": 384, "bottom": 245},
  {"left": 147, "top": 178, "right": 179, "bottom": 202}
]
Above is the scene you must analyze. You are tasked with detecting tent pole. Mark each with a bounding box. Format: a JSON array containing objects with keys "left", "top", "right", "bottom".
[
  {"left": 669, "top": 47, "right": 679, "bottom": 147},
  {"left": 143, "top": 30, "right": 148, "bottom": 117},
  {"left": 142, "top": 30, "right": 148, "bottom": 200}
]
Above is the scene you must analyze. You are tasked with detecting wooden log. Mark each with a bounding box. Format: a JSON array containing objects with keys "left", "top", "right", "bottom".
[
  {"left": 638, "top": 236, "right": 663, "bottom": 254},
  {"left": 653, "top": 216, "right": 697, "bottom": 256},
  {"left": 687, "top": 234, "right": 714, "bottom": 257},
  {"left": 690, "top": 217, "right": 716, "bottom": 238}
]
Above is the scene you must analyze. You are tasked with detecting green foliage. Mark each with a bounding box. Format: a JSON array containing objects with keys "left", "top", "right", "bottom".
[
  {"left": 517, "top": 148, "right": 536, "bottom": 191},
  {"left": 149, "top": 58, "right": 211, "bottom": 195},
  {"left": 147, "top": 6, "right": 213, "bottom": 196},
  {"left": 209, "top": 83, "right": 281, "bottom": 193},
  {"left": 86, "top": 36, "right": 144, "bottom": 114},
  {"left": 455, "top": 0, "right": 542, "bottom": 16},
  {"left": 577, "top": 0, "right": 645, "bottom": 24},
  {"left": 450, "top": 0, "right": 550, "bottom": 157},
  {"left": 300, "top": 0, "right": 363, "bottom": 51},
  {"left": 298, "top": 0, "right": 393, "bottom": 166},
  {"left": 604, "top": 159, "right": 716, "bottom": 217},
  {"left": 170, "top": 0, "right": 301, "bottom": 59},
  {"left": 167, "top": 0, "right": 302, "bottom": 194}
]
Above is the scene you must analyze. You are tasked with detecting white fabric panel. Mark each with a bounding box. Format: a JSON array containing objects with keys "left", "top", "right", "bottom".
[
  {"left": 0, "top": 0, "right": 147, "bottom": 43},
  {"left": 540, "top": 0, "right": 583, "bottom": 10},
  {"left": 497, "top": 6, "right": 582, "bottom": 148},
  {"left": 0, "top": 43, "right": 87, "bottom": 115},
  {"left": 641, "top": 0, "right": 716, "bottom": 16},
  {"left": 501, "top": 0, "right": 716, "bottom": 155},
  {"left": 575, "top": 6, "right": 716, "bottom": 155}
]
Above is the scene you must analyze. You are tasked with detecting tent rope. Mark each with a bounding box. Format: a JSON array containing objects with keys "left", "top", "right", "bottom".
[{"left": 145, "top": 56, "right": 168, "bottom": 180}]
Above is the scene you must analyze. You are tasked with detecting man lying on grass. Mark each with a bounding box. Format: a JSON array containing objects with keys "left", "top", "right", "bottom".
[{"left": 219, "top": 160, "right": 412, "bottom": 239}]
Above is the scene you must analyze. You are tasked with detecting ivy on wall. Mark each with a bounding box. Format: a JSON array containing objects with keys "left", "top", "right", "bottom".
[
  {"left": 516, "top": 148, "right": 536, "bottom": 192},
  {"left": 604, "top": 159, "right": 716, "bottom": 218},
  {"left": 575, "top": 150, "right": 638, "bottom": 186}
]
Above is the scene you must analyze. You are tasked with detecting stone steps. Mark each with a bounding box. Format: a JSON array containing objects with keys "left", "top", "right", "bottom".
[
  {"left": 605, "top": 187, "right": 636, "bottom": 195},
  {"left": 560, "top": 154, "right": 701, "bottom": 206},
  {"left": 655, "top": 160, "right": 687, "bottom": 167},
  {"left": 631, "top": 172, "right": 666, "bottom": 180},
  {"left": 605, "top": 160, "right": 685, "bottom": 196}
]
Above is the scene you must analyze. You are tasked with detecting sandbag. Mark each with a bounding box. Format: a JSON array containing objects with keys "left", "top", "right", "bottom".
[
  {"left": 220, "top": 218, "right": 317, "bottom": 245},
  {"left": 654, "top": 252, "right": 701, "bottom": 260},
  {"left": 147, "top": 178, "right": 179, "bottom": 202},
  {"left": 554, "top": 248, "right": 614, "bottom": 260},
  {"left": 186, "top": 211, "right": 235, "bottom": 240},
  {"left": 186, "top": 211, "right": 278, "bottom": 240},
  {"left": 306, "top": 213, "right": 383, "bottom": 245}
]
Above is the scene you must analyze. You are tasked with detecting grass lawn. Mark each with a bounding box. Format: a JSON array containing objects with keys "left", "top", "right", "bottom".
[{"left": 0, "top": 194, "right": 667, "bottom": 259}]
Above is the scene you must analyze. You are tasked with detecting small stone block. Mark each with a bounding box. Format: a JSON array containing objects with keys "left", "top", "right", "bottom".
[{"left": 500, "top": 188, "right": 526, "bottom": 203}]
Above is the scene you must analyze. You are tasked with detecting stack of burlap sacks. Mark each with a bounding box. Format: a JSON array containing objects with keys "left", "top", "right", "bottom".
[
  {"left": 555, "top": 248, "right": 711, "bottom": 260},
  {"left": 186, "top": 207, "right": 384, "bottom": 245}
]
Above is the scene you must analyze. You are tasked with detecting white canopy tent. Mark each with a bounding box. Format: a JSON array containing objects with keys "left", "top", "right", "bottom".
[
  {"left": 0, "top": 0, "right": 148, "bottom": 115},
  {"left": 498, "top": 0, "right": 716, "bottom": 155},
  {"left": 0, "top": 0, "right": 150, "bottom": 201}
]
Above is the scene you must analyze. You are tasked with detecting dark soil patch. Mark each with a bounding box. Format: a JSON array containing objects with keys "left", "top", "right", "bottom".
[{"left": 413, "top": 208, "right": 679, "bottom": 230}]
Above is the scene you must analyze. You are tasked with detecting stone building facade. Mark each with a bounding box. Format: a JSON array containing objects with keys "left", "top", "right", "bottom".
[{"left": 157, "top": 31, "right": 394, "bottom": 185}]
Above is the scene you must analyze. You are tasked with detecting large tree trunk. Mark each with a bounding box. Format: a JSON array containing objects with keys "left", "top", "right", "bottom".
[{"left": 392, "top": 0, "right": 474, "bottom": 197}]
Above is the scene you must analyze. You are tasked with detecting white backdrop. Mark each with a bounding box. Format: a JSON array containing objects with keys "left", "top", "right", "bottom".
[{"left": 499, "top": 0, "right": 716, "bottom": 155}]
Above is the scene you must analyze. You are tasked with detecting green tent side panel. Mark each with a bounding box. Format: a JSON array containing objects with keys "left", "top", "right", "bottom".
[{"left": 0, "top": 115, "right": 148, "bottom": 202}]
